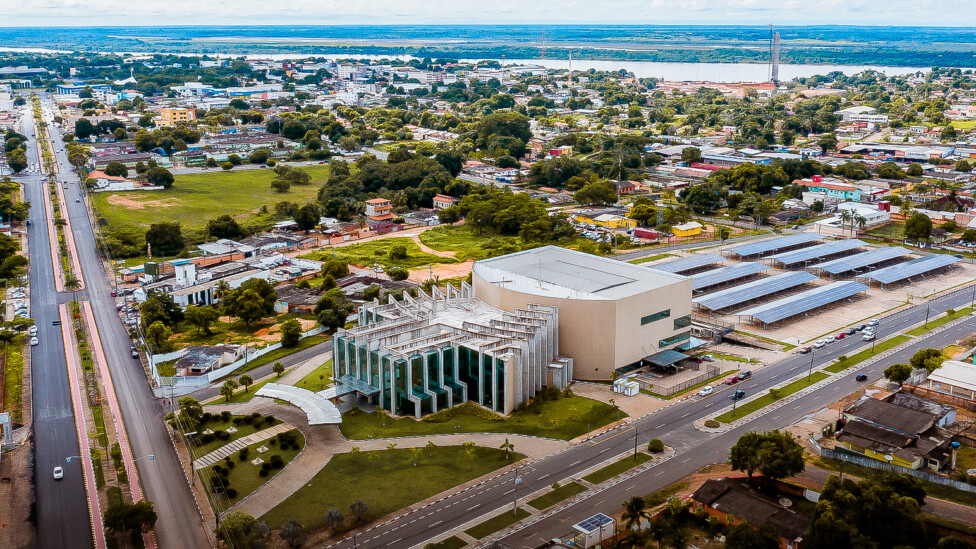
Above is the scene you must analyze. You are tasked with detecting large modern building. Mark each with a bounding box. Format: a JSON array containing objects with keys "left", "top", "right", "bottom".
[
  {"left": 472, "top": 246, "right": 693, "bottom": 381},
  {"left": 333, "top": 283, "right": 572, "bottom": 418}
]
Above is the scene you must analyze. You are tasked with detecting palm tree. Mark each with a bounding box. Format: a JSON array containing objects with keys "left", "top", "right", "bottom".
[
  {"left": 621, "top": 495, "right": 649, "bottom": 531},
  {"left": 839, "top": 209, "right": 853, "bottom": 236},
  {"left": 410, "top": 447, "right": 423, "bottom": 467},
  {"left": 213, "top": 280, "right": 231, "bottom": 304},
  {"left": 425, "top": 440, "right": 437, "bottom": 457},
  {"left": 854, "top": 213, "right": 867, "bottom": 236},
  {"left": 499, "top": 438, "right": 515, "bottom": 460},
  {"left": 65, "top": 275, "right": 81, "bottom": 302}
]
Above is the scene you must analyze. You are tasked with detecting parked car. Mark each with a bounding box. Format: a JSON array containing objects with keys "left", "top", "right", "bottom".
[
  {"left": 835, "top": 332, "right": 846, "bottom": 340},
  {"left": 862, "top": 334, "right": 876, "bottom": 341},
  {"left": 30, "top": 337, "right": 38, "bottom": 346},
  {"left": 52, "top": 466, "right": 63, "bottom": 480},
  {"left": 855, "top": 374, "right": 868, "bottom": 382},
  {"left": 28, "top": 325, "right": 37, "bottom": 336},
  {"left": 131, "top": 349, "right": 139, "bottom": 359},
  {"left": 700, "top": 354, "right": 715, "bottom": 362},
  {"left": 739, "top": 370, "right": 752, "bottom": 380},
  {"left": 799, "top": 346, "right": 812, "bottom": 354},
  {"left": 725, "top": 374, "right": 740, "bottom": 385},
  {"left": 846, "top": 327, "right": 857, "bottom": 336},
  {"left": 697, "top": 386, "right": 714, "bottom": 397},
  {"left": 867, "top": 319, "right": 880, "bottom": 327},
  {"left": 729, "top": 390, "right": 746, "bottom": 401},
  {"left": 813, "top": 340, "right": 826, "bottom": 349},
  {"left": 856, "top": 324, "right": 867, "bottom": 332}
]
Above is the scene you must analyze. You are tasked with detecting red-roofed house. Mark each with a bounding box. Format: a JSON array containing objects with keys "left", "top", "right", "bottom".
[
  {"left": 364, "top": 198, "right": 395, "bottom": 221},
  {"left": 88, "top": 170, "right": 146, "bottom": 192},
  {"left": 432, "top": 194, "right": 459, "bottom": 210}
]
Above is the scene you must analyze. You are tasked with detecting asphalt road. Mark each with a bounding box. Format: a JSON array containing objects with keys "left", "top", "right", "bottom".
[
  {"left": 320, "top": 282, "right": 976, "bottom": 549},
  {"left": 13, "top": 102, "right": 95, "bottom": 549},
  {"left": 37, "top": 94, "right": 213, "bottom": 549}
]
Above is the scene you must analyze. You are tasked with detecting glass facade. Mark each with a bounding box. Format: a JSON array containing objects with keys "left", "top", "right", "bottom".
[
  {"left": 641, "top": 309, "right": 671, "bottom": 325},
  {"left": 673, "top": 315, "right": 692, "bottom": 330},
  {"left": 660, "top": 331, "right": 691, "bottom": 348}
]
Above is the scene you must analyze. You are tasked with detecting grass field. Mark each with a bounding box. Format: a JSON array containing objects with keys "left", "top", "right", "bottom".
[
  {"left": 465, "top": 507, "right": 532, "bottom": 539},
  {"left": 715, "top": 372, "right": 829, "bottom": 423},
  {"left": 423, "top": 536, "right": 467, "bottom": 549},
  {"left": 1, "top": 335, "right": 26, "bottom": 422},
  {"left": 91, "top": 165, "right": 333, "bottom": 234},
  {"left": 302, "top": 237, "right": 458, "bottom": 270},
  {"left": 583, "top": 452, "right": 653, "bottom": 485},
  {"left": 824, "top": 335, "right": 912, "bottom": 373},
  {"left": 228, "top": 334, "right": 331, "bottom": 377},
  {"left": 261, "top": 445, "right": 521, "bottom": 529},
  {"left": 906, "top": 307, "right": 974, "bottom": 336},
  {"left": 527, "top": 481, "right": 587, "bottom": 510},
  {"left": 338, "top": 395, "right": 621, "bottom": 441},
  {"left": 417, "top": 225, "right": 528, "bottom": 262},
  {"left": 198, "top": 429, "right": 305, "bottom": 512},
  {"left": 293, "top": 359, "right": 333, "bottom": 392}
]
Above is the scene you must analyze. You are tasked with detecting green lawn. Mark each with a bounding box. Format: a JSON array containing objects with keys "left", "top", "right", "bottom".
[
  {"left": 645, "top": 482, "right": 689, "bottom": 508},
  {"left": 715, "top": 372, "right": 829, "bottom": 423},
  {"left": 261, "top": 445, "right": 522, "bottom": 529},
  {"left": 293, "top": 359, "right": 333, "bottom": 392},
  {"left": 198, "top": 429, "right": 305, "bottom": 512},
  {"left": 825, "top": 336, "right": 912, "bottom": 373},
  {"left": 1, "top": 335, "right": 26, "bottom": 422},
  {"left": 955, "top": 445, "right": 976, "bottom": 472},
  {"left": 220, "top": 375, "right": 286, "bottom": 404},
  {"left": 464, "top": 508, "right": 532, "bottom": 539},
  {"left": 374, "top": 140, "right": 423, "bottom": 152},
  {"left": 527, "top": 481, "right": 587, "bottom": 510},
  {"left": 583, "top": 452, "right": 653, "bottom": 485},
  {"left": 91, "top": 165, "right": 333, "bottom": 234},
  {"left": 906, "top": 308, "right": 974, "bottom": 336},
  {"left": 191, "top": 415, "right": 283, "bottom": 456},
  {"left": 628, "top": 253, "right": 674, "bottom": 264},
  {"left": 301, "top": 237, "right": 457, "bottom": 270},
  {"left": 418, "top": 225, "right": 528, "bottom": 262},
  {"left": 338, "top": 395, "right": 622, "bottom": 441},
  {"left": 227, "top": 335, "right": 331, "bottom": 377},
  {"left": 424, "top": 536, "right": 467, "bottom": 549}
]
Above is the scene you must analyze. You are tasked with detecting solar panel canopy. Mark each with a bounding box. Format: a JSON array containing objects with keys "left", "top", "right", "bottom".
[
  {"left": 652, "top": 253, "right": 724, "bottom": 274},
  {"left": 738, "top": 280, "right": 868, "bottom": 324},
  {"left": 768, "top": 239, "right": 864, "bottom": 266},
  {"left": 692, "top": 262, "right": 770, "bottom": 291},
  {"left": 728, "top": 233, "right": 821, "bottom": 258},
  {"left": 693, "top": 271, "right": 818, "bottom": 311},
  {"left": 813, "top": 246, "right": 909, "bottom": 275},
  {"left": 861, "top": 254, "right": 960, "bottom": 284}
]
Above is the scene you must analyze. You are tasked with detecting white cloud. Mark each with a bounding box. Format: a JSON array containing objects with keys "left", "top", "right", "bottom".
[{"left": 6, "top": 0, "right": 976, "bottom": 26}]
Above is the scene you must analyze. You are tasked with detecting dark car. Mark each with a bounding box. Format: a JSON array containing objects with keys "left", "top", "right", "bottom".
[
  {"left": 846, "top": 327, "right": 857, "bottom": 335},
  {"left": 856, "top": 324, "right": 867, "bottom": 332},
  {"left": 855, "top": 374, "right": 868, "bottom": 382},
  {"left": 739, "top": 370, "right": 752, "bottom": 380},
  {"left": 730, "top": 390, "right": 746, "bottom": 400},
  {"left": 798, "top": 346, "right": 812, "bottom": 354}
]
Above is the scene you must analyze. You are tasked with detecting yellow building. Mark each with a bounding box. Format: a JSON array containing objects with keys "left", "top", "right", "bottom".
[
  {"left": 573, "top": 213, "right": 637, "bottom": 229},
  {"left": 160, "top": 107, "right": 196, "bottom": 126},
  {"left": 672, "top": 221, "right": 703, "bottom": 237}
]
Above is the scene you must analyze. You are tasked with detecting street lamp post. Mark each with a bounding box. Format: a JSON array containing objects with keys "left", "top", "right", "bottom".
[
  {"left": 924, "top": 304, "right": 930, "bottom": 328},
  {"left": 513, "top": 466, "right": 523, "bottom": 515},
  {"left": 808, "top": 348, "right": 815, "bottom": 381}
]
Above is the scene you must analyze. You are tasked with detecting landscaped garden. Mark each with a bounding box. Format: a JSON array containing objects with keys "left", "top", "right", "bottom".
[
  {"left": 293, "top": 359, "right": 333, "bottom": 392},
  {"left": 190, "top": 411, "right": 283, "bottom": 456},
  {"left": 338, "top": 391, "right": 622, "bottom": 441},
  {"left": 199, "top": 429, "right": 305, "bottom": 512},
  {"left": 261, "top": 444, "right": 522, "bottom": 530}
]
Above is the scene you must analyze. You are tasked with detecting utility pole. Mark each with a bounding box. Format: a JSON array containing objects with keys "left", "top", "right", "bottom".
[
  {"left": 924, "top": 304, "right": 930, "bottom": 327},
  {"left": 513, "top": 466, "right": 522, "bottom": 515},
  {"left": 808, "top": 348, "right": 815, "bottom": 381}
]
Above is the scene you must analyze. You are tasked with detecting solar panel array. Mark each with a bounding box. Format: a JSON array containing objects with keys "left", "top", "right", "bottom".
[
  {"left": 651, "top": 253, "right": 724, "bottom": 274},
  {"left": 727, "top": 233, "right": 821, "bottom": 258},
  {"left": 860, "top": 254, "right": 961, "bottom": 285},
  {"left": 692, "top": 262, "right": 770, "bottom": 291},
  {"left": 812, "top": 246, "right": 910, "bottom": 275},
  {"left": 767, "top": 239, "right": 865, "bottom": 267},
  {"left": 738, "top": 280, "right": 869, "bottom": 324},
  {"left": 575, "top": 513, "right": 615, "bottom": 533},
  {"left": 693, "top": 271, "right": 818, "bottom": 311}
]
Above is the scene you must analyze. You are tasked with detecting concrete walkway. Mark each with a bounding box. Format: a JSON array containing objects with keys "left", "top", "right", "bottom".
[
  {"left": 202, "top": 398, "right": 571, "bottom": 521},
  {"left": 194, "top": 422, "right": 295, "bottom": 469}
]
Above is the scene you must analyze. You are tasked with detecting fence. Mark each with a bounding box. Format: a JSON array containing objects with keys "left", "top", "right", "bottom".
[
  {"left": 646, "top": 365, "right": 721, "bottom": 397},
  {"left": 809, "top": 435, "right": 976, "bottom": 494}
]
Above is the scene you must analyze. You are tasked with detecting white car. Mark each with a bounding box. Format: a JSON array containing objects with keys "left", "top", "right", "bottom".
[
  {"left": 29, "top": 336, "right": 38, "bottom": 346},
  {"left": 697, "top": 386, "right": 714, "bottom": 397},
  {"left": 862, "top": 334, "right": 876, "bottom": 341},
  {"left": 28, "top": 325, "right": 37, "bottom": 336},
  {"left": 700, "top": 354, "right": 716, "bottom": 362},
  {"left": 867, "top": 319, "right": 880, "bottom": 327},
  {"left": 813, "top": 340, "right": 826, "bottom": 349},
  {"left": 53, "top": 466, "right": 63, "bottom": 480}
]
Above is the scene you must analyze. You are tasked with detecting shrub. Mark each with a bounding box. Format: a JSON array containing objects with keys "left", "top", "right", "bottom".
[
  {"left": 201, "top": 412, "right": 213, "bottom": 422},
  {"left": 242, "top": 416, "right": 253, "bottom": 425},
  {"left": 704, "top": 419, "right": 720, "bottom": 428},
  {"left": 270, "top": 455, "right": 284, "bottom": 469},
  {"left": 422, "top": 401, "right": 504, "bottom": 423},
  {"left": 220, "top": 410, "right": 232, "bottom": 422},
  {"left": 259, "top": 469, "right": 269, "bottom": 477},
  {"left": 265, "top": 415, "right": 276, "bottom": 424},
  {"left": 216, "top": 430, "right": 231, "bottom": 440},
  {"left": 232, "top": 417, "right": 243, "bottom": 425},
  {"left": 239, "top": 448, "right": 249, "bottom": 461},
  {"left": 647, "top": 438, "right": 665, "bottom": 453},
  {"left": 200, "top": 433, "right": 215, "bottom": 444},
  {"left": 225, "top": 488, "right": 238, "bottom": 499}
]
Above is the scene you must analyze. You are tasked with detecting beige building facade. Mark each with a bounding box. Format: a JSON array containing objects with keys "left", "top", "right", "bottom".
[{"left": 472, "top": 246, "right": 693, "bottom": 381}]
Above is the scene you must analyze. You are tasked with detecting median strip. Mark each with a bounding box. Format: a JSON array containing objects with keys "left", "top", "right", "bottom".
[
  {"left": 905, "top": 307, "right": 974, "bottom": 336},
  {"left": 582, "top": 452, "right": 653, "bottom": 485},
  {"left": 463, "top": 507, "right": 531, "bottom": 540},
  {"left": 824, "top": 335, "right": 911, "bottom": 373},
  {"left": 714, "top": 372, "right": 829, "bottom": 423}
]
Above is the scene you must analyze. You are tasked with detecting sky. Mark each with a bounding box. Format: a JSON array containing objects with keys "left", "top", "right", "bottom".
[{"left": 8, "top": 0, "right": 976, "bottom": 27}]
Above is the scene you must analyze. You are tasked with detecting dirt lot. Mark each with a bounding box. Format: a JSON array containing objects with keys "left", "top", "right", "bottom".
[{"left": 0, "top": 443, "right": 35, "bottom": 549}]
